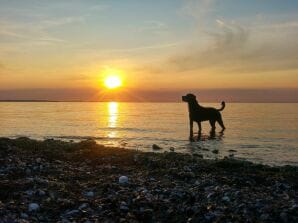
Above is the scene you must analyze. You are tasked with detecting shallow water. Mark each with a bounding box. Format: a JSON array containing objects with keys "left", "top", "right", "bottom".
[{"left": 0, "top": 102, "right": 297, "bottom": 166}]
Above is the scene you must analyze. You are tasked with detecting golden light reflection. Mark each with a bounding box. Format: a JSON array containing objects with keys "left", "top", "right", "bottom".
[{"left": 107, "top": 102, "right": 118, "bottom": 138}]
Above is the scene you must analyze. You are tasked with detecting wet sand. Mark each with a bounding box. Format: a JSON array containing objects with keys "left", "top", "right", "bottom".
[{"left": 0, "top": 137, "right": 297, "bottom": 222}]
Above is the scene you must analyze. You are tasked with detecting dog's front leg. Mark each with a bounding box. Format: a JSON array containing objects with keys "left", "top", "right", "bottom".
[
  {"left": 189, "top": 119, "right": 194, "bottom": 141},
  {"left": 197, "top": 122, "right": 202, "bottom": 134}
]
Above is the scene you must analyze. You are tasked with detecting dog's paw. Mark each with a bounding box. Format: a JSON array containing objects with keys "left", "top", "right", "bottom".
[{"left": 189, "top": 136, "right": 194, "bottom": 142}]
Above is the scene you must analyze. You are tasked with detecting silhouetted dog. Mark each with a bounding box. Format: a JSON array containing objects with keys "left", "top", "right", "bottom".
[{"left": 182, "top": 93, "right": 225, "bottom": 141}]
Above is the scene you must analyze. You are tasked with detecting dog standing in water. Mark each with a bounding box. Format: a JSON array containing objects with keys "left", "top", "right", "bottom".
[{"left": 182, "top": 93, "right": 226, "bottom": 141}]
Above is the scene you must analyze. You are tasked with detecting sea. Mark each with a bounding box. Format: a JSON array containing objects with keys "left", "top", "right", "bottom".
[{"left": 0, "top": 102, "right": 297, "bottom": 166}]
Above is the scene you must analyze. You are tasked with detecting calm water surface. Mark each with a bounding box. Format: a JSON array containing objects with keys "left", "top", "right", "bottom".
[{"left": 0, "top": 102, "right": 297, "bottom": 166}]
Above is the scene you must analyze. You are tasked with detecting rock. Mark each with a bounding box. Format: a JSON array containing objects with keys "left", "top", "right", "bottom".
[
  {"left": 183, "top": 166, "right": 191, "bottom": 172},
  {"left": 207, "top": 193, "right": 214, "bottom": 199},
  {"left": 222, "top": 196, "right": 230, "bottom": 202},
  {"left": 79, "top": 203, "right": 89, "bottom": 210},
  {"left": 195, "top": 180, "right": 200, "bottom": 185},
  {"left": 85, "top": 191, "right": 94, "bottom": 197},
  {"left": 260, "top": 213, "right": 270, "bottom": 221},
  {"left": 98, "top": 205, "right": 103, "bottom": 212},
  {"left": 28, "top": 203, "right": 40, "bottom": 212},
  {"left": 133, "top": 154, "right": 139, "bottom": 162},
  {"left": 65, "top": 209, "right": 80, "bottom": 217},
  {"left": 37, "top": 189, "right": 46, "bottom": 196},
  {"left": 152, "top": 144, "right": 162, "bottom": 150},
  {"left": 119, "top": 176, "right": 129, "bottom": 185},
  {"left": 170, "top": 147, "right": 175, "bottom": 152},
  {"left": 280, "top": 212, "right": 288, "bottom": 222},
  {"left": 36, "top": 157, "right": 42, "bottom": 163},
  {"left": 142, "top": 209, "right": 153, "bottom": 219},
  {"left": 212, "top": 149, "right": 219, "bottom": 154},
  {"left": 290, "top": 203, "right": 298, "bottom": 211},
  {"left": 178, "top": 171, "right": 195, "bottom": 179},
  {"left": 120, "top": 202, "right": 129, "bottom": 212},
  {"left": 193, "top": 153, "right": 203, "bottom": 158},
  {"left": 205, "top": 213, "right": 216, "bottom": 221},
  {"left": 20, "top": 213, "right": 29, "bottom": 219},
  {"left": 25, "top": 168, "right": 31, "bottom": 175},
  {"left": 25, "top": 190, "right": 34, "bottom": 196}
]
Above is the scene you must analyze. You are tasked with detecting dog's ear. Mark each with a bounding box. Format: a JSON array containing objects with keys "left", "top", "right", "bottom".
[{"left": 187, "top": 93, "right": 196, "bottom": 100}]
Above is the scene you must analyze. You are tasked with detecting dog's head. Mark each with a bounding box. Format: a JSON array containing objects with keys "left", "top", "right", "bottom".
[{"left": 182, "top": 93, "right": 196, "bottom": 103}]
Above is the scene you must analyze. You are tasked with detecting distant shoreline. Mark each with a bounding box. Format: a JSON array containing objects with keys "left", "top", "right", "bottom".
[{"left": 0, "top": 100, "right": 297, "bottom": 103}]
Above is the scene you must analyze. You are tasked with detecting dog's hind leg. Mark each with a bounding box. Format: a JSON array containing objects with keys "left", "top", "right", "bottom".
[
  {"left": 217, "top": 116, "right": 226, "bottom": 132},
  {"left": 209, "top": 120, "right": 216, "bottom": 132}
]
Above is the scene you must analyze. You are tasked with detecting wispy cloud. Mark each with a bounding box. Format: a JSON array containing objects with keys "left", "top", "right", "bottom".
[
  {"left": 136, "top": 20, "right": 168, "bottom": 33},
  {"left": 39, "top": 16, "right": 85, "bottom": 29},
  {"left": 0, "top": 19, "right": 67, "bottom": 45},
  {"left": 146, "top": 0, "right": 298, "bottom": 76},
  {"left": 106, "top": 42, "right": 180, "bottom": 53}
]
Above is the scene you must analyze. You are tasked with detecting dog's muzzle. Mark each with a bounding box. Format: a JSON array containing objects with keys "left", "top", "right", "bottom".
[{"left": 182, "top": 96, "right": 187, "bottom": 102}]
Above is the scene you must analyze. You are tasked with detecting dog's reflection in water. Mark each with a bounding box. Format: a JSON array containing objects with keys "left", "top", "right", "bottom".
[{"left": 195, "top": 130, "right": 224, "bottom": 141}]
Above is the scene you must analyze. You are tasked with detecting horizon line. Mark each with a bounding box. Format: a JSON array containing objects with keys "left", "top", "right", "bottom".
[{"left": 0, "top": 100, "right": 297, "bottom": 103}]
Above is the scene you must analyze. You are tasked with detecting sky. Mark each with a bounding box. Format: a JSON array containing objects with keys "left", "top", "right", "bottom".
[{"left": 0, "top": 0, "right": 298, "bottom": 102}]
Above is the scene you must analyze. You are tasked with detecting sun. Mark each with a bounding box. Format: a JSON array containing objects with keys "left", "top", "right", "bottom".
[{"left": 104, "top": 75, "right": 122, "bottom": 89}]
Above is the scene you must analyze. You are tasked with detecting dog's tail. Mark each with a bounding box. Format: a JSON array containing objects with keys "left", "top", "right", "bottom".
[{"left": 217, "top": 101, "right": 225, "bottom": 111}]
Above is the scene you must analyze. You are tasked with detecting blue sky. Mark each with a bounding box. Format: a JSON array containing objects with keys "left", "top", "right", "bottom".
[{"left": 0, "top": 0, "right": 297, "bottom": 101}]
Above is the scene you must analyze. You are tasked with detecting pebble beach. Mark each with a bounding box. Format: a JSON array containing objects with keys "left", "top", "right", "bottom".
[{"left": 0, "top": 137, "right": 297, "bottom": 222}]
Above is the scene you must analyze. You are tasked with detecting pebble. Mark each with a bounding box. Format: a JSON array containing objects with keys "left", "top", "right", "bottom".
[
  {"left": 212, "top": 149, "right": 219, "bottom": 154},
  {"left": 20, "top": 213, "right": 29, "bottom": 219},
  {"left": 222, "top": 196, "right": 230, "bottom": 202},
  {"left": 280, "top": 212, "right": 288, "bottom": 222},
  {"left": 193, "top": 153, "right": 203, "bottom": 158},
  {"left": 79, "top": 203, "right": 89, "bottom": 210},
  {"left": 25, "top": 190, "right": 34, "bottom": 196},
  {"left": 25, "top": 168, "right": 31, "bottom": 175},
  {"left": 120, "top": 202, "right": 129, "bottom": 212},
  {"left": 28, "top": 203, "right": 40, "bottom": 212},
  {"left": 37, "top": 189, "right": 46, "bottom": 196},
  {"left": 119, "top": 176, "right": 129, "bottom": 185},
  {"left": 85, "top": 191, "right": 94, "bottom": 197},
  {"left": 1, "top": 137, "right": 297, "bottom": 223},
  {"left": 65, "top": 209, "right": 80, "bottom": 216},
  {"left": 152, "top": 144, "right": 162, "bottom": 150}
]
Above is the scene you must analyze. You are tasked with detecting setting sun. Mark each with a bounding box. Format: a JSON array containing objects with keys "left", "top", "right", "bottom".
[{"left": 104, "top": 76, "right": 122, "bottom": 89}]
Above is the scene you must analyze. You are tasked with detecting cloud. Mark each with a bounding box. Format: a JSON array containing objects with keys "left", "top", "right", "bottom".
[
  {"left": 182, "top": 0, "right": 216, "bottom": 21},
  {"left": 0, "top": 19, "right": 67, "bottom": 45},
  {"left": 166, "top": 20, "right": 250, "bottom": 71},
  {"left": 136, "top": 20, "right": 168, "bottom": 33},
  {"left": 142, "top": 0, "right": 297, "bottom": 75},
  {"left": 105, "top": 42, "right": 180, "bottom": 53},
  {"left": 158, "top": 18, "right": 298, "bottom": 74},
  {"left": 39, "top": 16, "right": 85, "bottom": 29}
]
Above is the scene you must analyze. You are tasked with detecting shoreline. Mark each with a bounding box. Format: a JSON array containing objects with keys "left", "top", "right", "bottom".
[{"left": 1, "top": 137, "right": 297, "bottom": 222}]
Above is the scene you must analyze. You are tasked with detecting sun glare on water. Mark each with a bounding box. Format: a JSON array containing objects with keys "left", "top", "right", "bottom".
[{"left": 104, "top": 75, "right": 122, "bottom": 89}]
